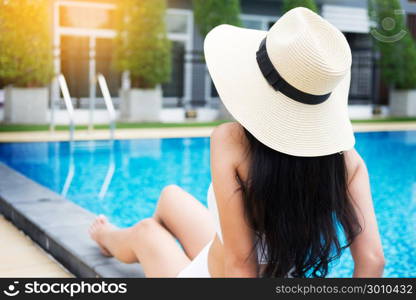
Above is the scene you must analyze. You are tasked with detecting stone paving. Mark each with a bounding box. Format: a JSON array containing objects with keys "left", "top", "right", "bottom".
[{"left": 0, "top": 215, "right": 72, "bottom": 277}]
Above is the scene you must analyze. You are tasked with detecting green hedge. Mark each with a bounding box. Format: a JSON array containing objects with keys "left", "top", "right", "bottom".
[
  {"left": 0, "top": 0, "right": 53, "bottom": 87},
  {"left": 114, "top": 0, "right": 171, "bottom": 89},
  {"left": 369, "top": 0, "right": 416, "bottom": 90},
  {"left": 193, "top": 0, "right": 242, "bottom": 38}
]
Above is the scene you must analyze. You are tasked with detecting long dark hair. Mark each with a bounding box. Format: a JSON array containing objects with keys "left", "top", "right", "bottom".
[{"left": 238, "top": 128, "right": 362, "bottom": 278}]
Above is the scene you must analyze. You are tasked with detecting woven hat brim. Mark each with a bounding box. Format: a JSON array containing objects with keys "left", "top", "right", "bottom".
[{"left": 204, "top": 25, "right": 355, "bottom": 157}]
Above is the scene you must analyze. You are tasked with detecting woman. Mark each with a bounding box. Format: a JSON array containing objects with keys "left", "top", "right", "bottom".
[{"left": 89, "top": 7, "right": 384, "bottom": 278}]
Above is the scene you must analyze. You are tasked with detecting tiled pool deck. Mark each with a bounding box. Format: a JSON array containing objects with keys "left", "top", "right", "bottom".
[
  {"left": 1, "top": 122, "right": 416, "bottom": 278},
  {"left": 0, "top": 121, "right": 416, "bottom": 143},
  {"left": 0, "top": 127, "right": 214, "bottom": 143}
]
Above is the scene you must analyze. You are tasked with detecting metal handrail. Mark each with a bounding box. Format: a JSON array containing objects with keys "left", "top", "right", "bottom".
[
  {"left": 98, "top": 145, "right": 115, "bottom": 200},
  {"left": 96, "top": 73, "right": 116, "bottom": 140},
  {"left": 61, "top": 147, "right": 75, "bottom": 197},
  {"left": 50, "top": 74, "right": 75, "bottom": 141}
]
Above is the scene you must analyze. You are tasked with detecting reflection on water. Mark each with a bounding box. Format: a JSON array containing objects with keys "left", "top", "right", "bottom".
[{"left": 0, "top": 138, "right": 211, "bottom": 226}]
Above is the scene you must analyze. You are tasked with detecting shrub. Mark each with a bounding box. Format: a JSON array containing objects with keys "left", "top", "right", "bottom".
[
  {"left": 193, "top": 0, "right": 242, "bottom": 38},
  {"left": 114, "top": 0, "right": 172, "bottom": 89},
  {"left": 282, "top": 0, "right": 318, "bottom": 14},
  {"left": 0, "top": 0, "right": 53, "bottom": 87},
  {"left": 369, "top": 0, "right": 416, "bottom": 89}
]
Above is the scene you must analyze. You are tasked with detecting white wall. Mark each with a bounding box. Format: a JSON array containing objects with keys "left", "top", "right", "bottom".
[
  {"left": 0, "top": 105, "right": 390, "bottom": 125},
  {"left": 348, "top": 105, "right": 389, "bottom": 119},
  {"left": 46, "top": 108, "right": 219, "bottom": 125}
]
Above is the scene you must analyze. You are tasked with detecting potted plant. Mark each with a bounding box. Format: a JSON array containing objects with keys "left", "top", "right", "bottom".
[
  {"left": 0, "top": 0, "right": 53, "bottom": 124},
  {"left": 282, "top": 0, "right": 318, "bottom": 13},
  {"left": 193, "top": 0, "right": 242, "bottom": 120},
  {"left": 114, "top": 0, "right": 171, "bottom": 122},
  {"left": 369, "top": 0, "right": 416, "bottom": 117}
]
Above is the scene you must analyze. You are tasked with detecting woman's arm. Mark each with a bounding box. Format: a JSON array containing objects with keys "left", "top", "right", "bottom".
[
  {"left": 345, "top": 149, "right": 385, "bottom": 277},
  {"left": 210, "top": 123, "right": 258, "bottom": 277}
]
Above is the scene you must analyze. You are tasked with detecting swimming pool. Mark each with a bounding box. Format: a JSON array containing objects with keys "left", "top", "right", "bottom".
[{"left": 0, "top": 131, "right": 415, "bottom": 277}]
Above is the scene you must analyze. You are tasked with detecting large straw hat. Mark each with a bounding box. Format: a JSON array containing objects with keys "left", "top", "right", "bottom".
[{"left": 204, "top": 7, "right": 355, "bottom": 157}]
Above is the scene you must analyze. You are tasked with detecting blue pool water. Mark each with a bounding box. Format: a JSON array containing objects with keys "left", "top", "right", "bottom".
[{"left": 0, "top": 131, "right": 415, "bottom": 277}]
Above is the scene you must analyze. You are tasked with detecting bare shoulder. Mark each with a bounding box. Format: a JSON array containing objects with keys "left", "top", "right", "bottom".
[
  {"left": 211, "top": 122, "right": 245, "bottom": 147},
  {"left": 210, "top": 122, "right": 247, "bottom": 166},
  {"left": 344, "top": 148, "right": 367, "bottom": 183}
]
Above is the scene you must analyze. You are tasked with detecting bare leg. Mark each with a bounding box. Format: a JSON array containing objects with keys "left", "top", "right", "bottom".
[
  {"left": 89, "top": 216, "right": 190, "bottom": 277},
  {"left": 89, "top": 184, "right": 215, "bottom": 276},
  {"left": 153, "top": 185, "right": 216, "bottom": 259}
]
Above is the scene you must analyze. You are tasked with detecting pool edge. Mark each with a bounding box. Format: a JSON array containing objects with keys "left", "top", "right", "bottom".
[{"left": 0, "top": 163, "right": 145, "bottom": 278}]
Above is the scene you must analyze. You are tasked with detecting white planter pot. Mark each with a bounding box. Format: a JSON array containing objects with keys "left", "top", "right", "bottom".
[
  {"left": 120, "top": 86, "right": 162, "bottom": 122},
  {"left": 389, "top": 89, "right": 416, "bottom": 117},
  {"left": 3, "top": 86, "right": 49, "bottom": 124}
]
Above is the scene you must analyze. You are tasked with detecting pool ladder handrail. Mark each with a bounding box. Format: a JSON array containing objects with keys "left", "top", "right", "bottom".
[
  {"left": 98, "top": 145, "right": 115, "bottom": 200},
  {"left": 96, "top": 73, "right": 116, "bottom": 140},
  {"left": 50, "top": 74, "right": 75, "bottom": 141},
  {"left": 61, "top": 152, "right": 75, "bottom": 198}
]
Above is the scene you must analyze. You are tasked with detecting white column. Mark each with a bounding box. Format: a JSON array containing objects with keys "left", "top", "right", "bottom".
[
  {"left": 88, "top": 36, "right": 96, "bottom": 132},
  {"left": 50, "top": 2, "right": 61, "bottom": 132},
  {"left": 183, "top": 12, "right": 194, "bottom": 109},
  {"left": 121, "top": 71, "right": 131, "bottom": 90}
]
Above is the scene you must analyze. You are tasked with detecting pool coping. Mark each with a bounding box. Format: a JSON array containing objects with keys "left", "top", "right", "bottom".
[
  {"left": 0, "top": 127, "right": 215, "bottom": 143},
  {"left": 1, "top": 122, "right": 416, "bottom": 143},
  {"left": 0, "top": 163, "right": 145, "bottom": 278}
]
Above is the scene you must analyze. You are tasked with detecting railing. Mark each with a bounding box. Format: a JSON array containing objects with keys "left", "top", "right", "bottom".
[
  {"left": 61, "top": 149, "right": 74, "bottom": 198},
  {"left": 96, "top": 73, "right": 116, "bottom": 140},
  {"left": 50, "top": 74, "right": 116, "bottom": 198},
  {"left": 98, "top": 145, "right": 115, "bottom": 200},
  {"left": 50, "top": 74, "right": 75, "bottom": 141}
]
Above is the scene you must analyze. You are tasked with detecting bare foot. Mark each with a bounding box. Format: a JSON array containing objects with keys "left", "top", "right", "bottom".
[{"left": 89, "top": 215, "right": 116, "bottom": 257}]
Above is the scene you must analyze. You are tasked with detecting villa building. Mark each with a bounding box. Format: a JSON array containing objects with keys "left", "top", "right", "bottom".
[{"left": 5, "top": 0, "right": 416, "bottom": 121}]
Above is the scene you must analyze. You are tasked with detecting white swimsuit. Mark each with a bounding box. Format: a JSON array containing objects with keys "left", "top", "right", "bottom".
[{"left": 176, "top": 183, "right": 268, "bottom": 277}]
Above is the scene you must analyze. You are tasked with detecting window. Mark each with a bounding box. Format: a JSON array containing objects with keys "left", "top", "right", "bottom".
[
  {"left": 241, "top": 15, "right": 278, "bottom": 30},
  {"left": 407, "top": 14, "right": 416, "bottom": 39},
  {"left": 344, "top": 33, "right": 373, "bottom": 103},
  {"left": 59, "top": 6, "right": 115, "bottom": 29},
  {"left": 242, "top": 19, "right": 264, "bottom": 30},
  {"left": 60, "top": 36, "right": 90, "bottom": 101},
  {"left": 162, "top": 41, "right": 185, "bottom": 98},
  {"left": 163, "top": 10, "right": 193, "bottom": 101},
  {"left": 166, "top": 13, "right": 189, "bottom": 34},
  {"left": 96, "top": 38, "right": 121, "bottom": 97}
]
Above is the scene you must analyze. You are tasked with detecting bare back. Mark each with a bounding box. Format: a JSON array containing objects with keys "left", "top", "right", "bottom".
[{"left": 207, "top": 122, "right": 384, "bottom": 277}]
